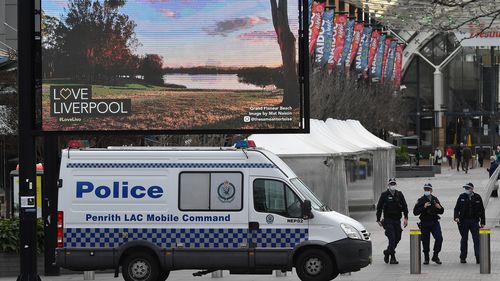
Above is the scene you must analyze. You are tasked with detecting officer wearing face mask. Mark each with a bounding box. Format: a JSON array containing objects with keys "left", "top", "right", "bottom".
[
  {"left": 413, "top": 183, "right": 444, "bottom": 265},
  {"left": 376, "top": 178, "right": 409, "bottom": 264},
  {"left": 454, "top": 182, "right": 485, "bottom": 264}
]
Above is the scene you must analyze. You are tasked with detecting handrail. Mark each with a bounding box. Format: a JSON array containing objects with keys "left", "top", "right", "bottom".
[{"left": 482, "top": 166, "right": 500, "bottom": 209}]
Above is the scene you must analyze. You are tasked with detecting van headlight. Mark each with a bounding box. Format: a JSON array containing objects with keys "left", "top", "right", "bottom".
[{"left": 340, "top": 223, "right": 363, "bottom": 240}]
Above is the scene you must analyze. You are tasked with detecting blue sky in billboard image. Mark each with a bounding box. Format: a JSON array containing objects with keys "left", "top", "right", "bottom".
[{"left": 44, "top": 0, "right": 300, "bottom": 68}]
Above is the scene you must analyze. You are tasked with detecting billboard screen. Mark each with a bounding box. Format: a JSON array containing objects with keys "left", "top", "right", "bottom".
[{"left": 41, "top": 0, "right": 307, "bottom": 133}]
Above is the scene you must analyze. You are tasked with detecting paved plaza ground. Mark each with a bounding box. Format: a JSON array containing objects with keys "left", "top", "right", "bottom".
[{"left": 2, "top": 163, "right": 500, "bottom": 281}]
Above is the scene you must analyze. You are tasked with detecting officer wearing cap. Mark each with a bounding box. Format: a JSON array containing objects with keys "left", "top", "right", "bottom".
[
  {"left": 376, "top": 178, "right": 409, "bottom": 264},
  {"left": 413, "top": 183, "right": 444, "bottom": 265},
  {"left": 454, "top": 182, "right": 485, "bottom": 264}
]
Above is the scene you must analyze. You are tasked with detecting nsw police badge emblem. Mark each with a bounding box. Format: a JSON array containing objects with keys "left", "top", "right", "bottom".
[{"left": 217, "top": 180, "right": 236, "bottom": 203}]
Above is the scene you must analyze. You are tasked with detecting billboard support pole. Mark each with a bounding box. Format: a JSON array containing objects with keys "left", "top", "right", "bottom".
[{"left": 17, "top": 0, "right": 41, "bottom": 280}]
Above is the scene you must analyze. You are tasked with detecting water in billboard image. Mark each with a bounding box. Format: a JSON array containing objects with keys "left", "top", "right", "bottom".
[{"left": 42, "top": 0, "right": 306, "bottom": 132}]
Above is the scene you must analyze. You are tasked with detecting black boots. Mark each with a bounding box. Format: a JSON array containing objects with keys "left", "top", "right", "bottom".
[
  {"left": 383, "top": 250, "right": 389, "bottom": 264},
  {"left": 389, "top": 254, "right": 399, "bottom": 264},
  {"left": 431, "top": 253, "right": 442, "bottom": 264},
  {"left": 423, "top": 252, "right": 430, "bottom": 265}
]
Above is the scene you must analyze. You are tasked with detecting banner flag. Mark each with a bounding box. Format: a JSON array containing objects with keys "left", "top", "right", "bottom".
[
  {"left": 338, "top": 19, "right": 355, "bottom": 67},
  {"left": 371, "top": 34, "right": 386, "bottom": 78},
  {"left": 328, "top": 14, "right": 347, "bottom": 71},
  {"left": 356, "top": 26, "right": 372, "bottom": 71},
  {"left": 309, "top": 2, "right": 325, "bottom": 56},
  {"left": 380, "top": 37, "right": 392, "bottom": 82},
  {"left": 384, "top": 41, "right": 398, "bottom": 81},
  {"left": 394, "top": 44, "right": 404, "bottom": 87},
  {"left": 346, "top": 22, "right": 364, "bottom": 69},
  {"left": 366, "top": 30, "right": 380, "bottom": 73},
  {"left": 316, "top": 10, "right": 334, "bottom": 66},
  {"left": 308, "top": 0, "right": 313, "bottom": 23}
]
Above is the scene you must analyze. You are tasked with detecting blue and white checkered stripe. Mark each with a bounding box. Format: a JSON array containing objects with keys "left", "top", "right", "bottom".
[
  {"left": 67, "top": 163, "right": 275, "bottom": 169},
  {"left": 64, "top": 228, "right": 308, "bottom": 249}
]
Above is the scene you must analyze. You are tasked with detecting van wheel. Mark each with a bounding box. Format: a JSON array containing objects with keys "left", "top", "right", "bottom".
[
  {"left": 296, "top": 249, "right": 334, "bottom": 281},
  {"left": 122, "top": 252, "right": 160, "bottom": 281}
]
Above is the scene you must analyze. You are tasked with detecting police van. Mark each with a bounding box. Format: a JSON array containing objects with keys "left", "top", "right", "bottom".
[{"left": 56, "top": 143, "right": 371, "bottom": 281}]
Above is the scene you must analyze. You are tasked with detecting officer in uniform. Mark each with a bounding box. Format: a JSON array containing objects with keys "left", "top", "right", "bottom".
[
  {"left": 454, "top": 182, "right": 485, "bottom": 264},
  {"left": 413, "top": 183, "right": 444, "bottom": 265},
  {"left": 376, "top": 178, "right": 408, "bottom": 264}
]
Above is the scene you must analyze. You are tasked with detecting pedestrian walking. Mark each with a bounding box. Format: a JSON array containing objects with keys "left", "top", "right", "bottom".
[
  {"left": 376, "top": 178, "right": 409, "bottom": 264},
  {"left": 454, "top": 182, "right": 485, "bottom": 264},
  {"left": 434, "top": 147, "right": 442, "bottom": 165},
  {"left": 455, "top": 144, "right": 463, "bottom": 172},
  {"left": 413, "top": 183, "right": 444, "bottom": 265},
  {"left": 462, "top": 146, "right": 472, "bottom": 173},
  {"left": 477, "top": 146, "right": 484, "bottom": 168},
  {"left": 446, "top": 146, "right": 454, "bottom": 169},
  {"left": 487, "top": 156, "right": 498, "bottom": 178}
]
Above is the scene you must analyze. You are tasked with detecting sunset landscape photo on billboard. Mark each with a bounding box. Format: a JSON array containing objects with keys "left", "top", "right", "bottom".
[{"left": 41, "top": 0, "right": 306, "bottom": 132}]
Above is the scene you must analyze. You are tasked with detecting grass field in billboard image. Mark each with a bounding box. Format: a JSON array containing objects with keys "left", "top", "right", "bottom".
[{"left": 42, "top": 0, "right": 305, "bottom": 132}]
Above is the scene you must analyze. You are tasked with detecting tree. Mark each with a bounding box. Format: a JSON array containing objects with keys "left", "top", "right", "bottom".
[
  {"left": 139, "top": 54, "right": 164, "bottom": 85},
  {"left": 270, "top": 0, "right": 300, "bottom": 107}
]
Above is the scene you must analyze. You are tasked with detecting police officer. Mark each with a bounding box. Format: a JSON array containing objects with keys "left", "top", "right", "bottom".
[
  {"left": 413, "top": 183, "right": 444, "bottom": 265},
  {"left": 454, "top": 182, "right": 485, "bottom": 264},
  {"left": 376, "top": 178, "right": 409, "bottom": 264}
]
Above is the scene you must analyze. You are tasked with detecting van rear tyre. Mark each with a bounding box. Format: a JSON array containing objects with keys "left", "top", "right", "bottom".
[
  {"left": 296, "top": 249, "right": 335, "bottom": 281},
  {"left": 122, "top": 252, "right": 160, "bottom": 281},
  {"left": 159, "top": 270, "right": 170, "bottom": 281}
]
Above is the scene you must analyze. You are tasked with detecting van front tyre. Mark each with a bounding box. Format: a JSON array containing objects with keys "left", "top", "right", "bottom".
[
  {"left": 296, "top": 249, "right": 335, "bottom": 281},
  {"left": 122, "top": 252, "right": 160, "bottom": 281}
]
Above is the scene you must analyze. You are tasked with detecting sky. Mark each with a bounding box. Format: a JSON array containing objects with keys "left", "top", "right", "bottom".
[{"left": 43, "top": 0, "right": 301, "bottom": 68}]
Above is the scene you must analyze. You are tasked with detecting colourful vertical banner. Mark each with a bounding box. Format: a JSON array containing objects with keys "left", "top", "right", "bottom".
[
  {"left": 356, "top": 26, "right": 372, "bottom": 71},
  {"left": 328, "top": 14, "right": 347, "bottom": 71},
  {"left": 308, "top": 0, "right": 313, "bottom": 23},
  {"left": 309, "top": 2, "right": 325, "bottom": 56},
  {"left": 316, "top": 10, "right": 334, "bottom": 66},
  {"left": 371, "top": 34, "right": 386, "bottom": 79},
  {"left": 338, "top": 19, "right": 355, "bottom": 67},
  {"left": 346, "top": 23, "right": 364, "bottom": 69},
  {"left": 380, "top": 38, "right": 392, "bottom": 82},
  {"left": 385, "top": 41, "right": 398, "bottom": 81},
  {"left": 394, "top": 44, "right": 404, "bottom": 87},
  {"left": 366, "top": 31, "right": 380, "bottom": 73}
]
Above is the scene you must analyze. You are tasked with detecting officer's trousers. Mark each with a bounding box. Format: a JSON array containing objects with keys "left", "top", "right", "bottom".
[
  {"left": 421, "top": 220, "right": 443, "bottom": 254},
  {"left": 383, "top": 218, "right": 402, "bottom": 254},
  {"left": 459, "top": 218, "right": 480, "bottom": 260}
]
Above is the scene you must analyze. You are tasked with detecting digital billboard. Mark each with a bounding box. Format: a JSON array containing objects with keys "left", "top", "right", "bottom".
[{"left": 41, "top": 0, "right": 307, "bottom": 133}]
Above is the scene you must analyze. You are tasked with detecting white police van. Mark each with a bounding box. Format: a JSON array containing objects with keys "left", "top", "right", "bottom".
[{"left": 56, "top": 143, "right": 371, "bottom": 281}]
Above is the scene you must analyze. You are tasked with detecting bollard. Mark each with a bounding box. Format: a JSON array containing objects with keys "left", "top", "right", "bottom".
[
  {"left": 274, "top": 270, "right": 287, "bottom": 277},
  {"left": 480, "top": 229, "right": 491, "bottom": 274},
  {"left": 211, "top": 270, "right": 223, "bottom": 278},
  {"left": 83, "top": 271, "right": 95, "bottom": 280},
  {"left": 410, "top": 229, "right": 421, "bottom": 274}
]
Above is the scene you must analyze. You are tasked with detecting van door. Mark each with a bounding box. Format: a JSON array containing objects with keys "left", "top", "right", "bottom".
[{"left": 248, "top": 177, "right": 309, "bottom": 267}]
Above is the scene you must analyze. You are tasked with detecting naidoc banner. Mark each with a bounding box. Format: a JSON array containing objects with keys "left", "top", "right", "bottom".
[
  {"left": 346, "top": 23, "right": 364, "bottom": 69},
  {"left": 338, "top": 19, "right": 355, "bottom": 67},
  {"left": 366, "top": 31, "right": 380, "bottom": 73},
  {"left": 308, "top": 0, "right": 313, "bottom": 23},
  {"left": 316, "top": 10, "right": 334, "bottom": 66},
  {"left": 309, "top": 2, "right": 325, "bottom": 56},
  {"left": 355, "top": 26, "right": 372, "bottom": 71},
  {"left": 328, "top": 14, "right": 347, "bottom": 71},
  {"left": 393, "top": 44, "right": 404, "bottom": 87},
  {"left": 380, "top": 38, "right": 392, "bottom": 82},
  {"left": 371, "top": 34, "right": 386, "bottom": 79},
  {"left": 384, "top": 41, "right": 398, "bottom": 82}
]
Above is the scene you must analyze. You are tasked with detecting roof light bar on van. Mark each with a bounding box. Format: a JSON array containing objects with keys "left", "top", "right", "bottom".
[
  {"left": 57, "top": 211, "right": 64, "bottom": 248},
  {"left": 234, "top": 140, "right": 256, "bottom": 149}
]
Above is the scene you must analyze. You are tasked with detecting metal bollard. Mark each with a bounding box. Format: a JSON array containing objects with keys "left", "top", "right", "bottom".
[
  {"left": 274, "top": 270, "right": 287, "bottom": 277},
  {"left": 211, "top": 270, "right": 223, "bottom": 278},
  {"left": 83, "top": 271, "right": 95, "bottom": 280},
  {"left": 480, "top": 229, "right": 491, "bottom": 274},
  {"left": 410, "top": 229, "right": 421, "bottom": 274}
]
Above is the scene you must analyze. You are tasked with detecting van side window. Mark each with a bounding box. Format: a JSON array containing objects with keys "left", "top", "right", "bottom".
[
  {"left": 179, "top": 172, "right": 243, "bottom": 211},
  {"left": 253, "top": 179, "right": 302, "bottom": 218}
]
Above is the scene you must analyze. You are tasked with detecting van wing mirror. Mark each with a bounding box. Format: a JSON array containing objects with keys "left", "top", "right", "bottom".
[{"left": 302, "top": 200, "right": 313, "bottom": 220}]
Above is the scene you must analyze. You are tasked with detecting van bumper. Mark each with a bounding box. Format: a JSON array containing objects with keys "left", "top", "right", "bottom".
[
  {"left": 55, "top": 248, "right": 115, "bottom": 271},
  {"left": 326, "top": 238, "right": 372, "bottom": 273}
]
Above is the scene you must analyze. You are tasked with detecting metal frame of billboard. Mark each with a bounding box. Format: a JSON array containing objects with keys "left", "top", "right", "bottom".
[{"left": 38, "top": 0, "right": 310, "bottom": 135}]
